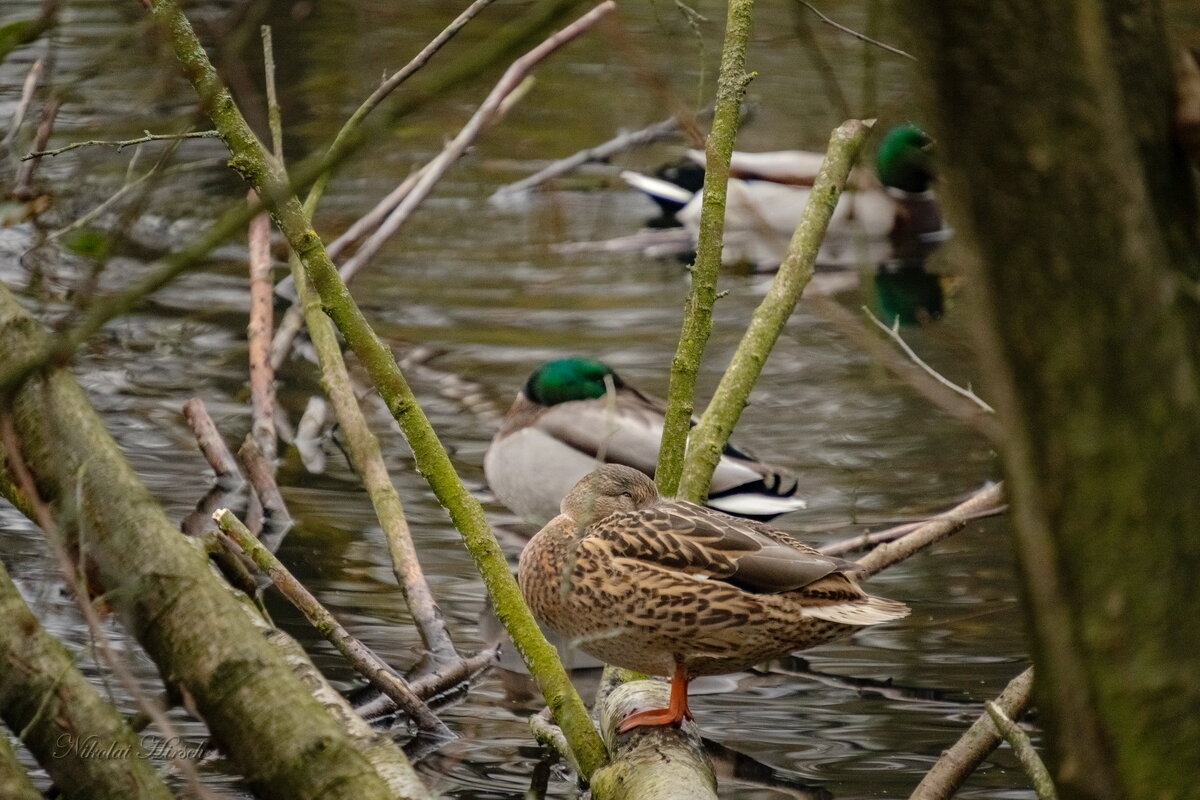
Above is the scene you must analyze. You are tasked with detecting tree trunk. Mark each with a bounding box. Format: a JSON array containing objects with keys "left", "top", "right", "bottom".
[
  {"left": 0, "top": 285, "right": 410, "bottom": 799},
  {"left": 903, "top": 2, "right": 1200, "bottom": 799},
  {"left": 0, "top": 559, "right": 172, "bottom": 800}
]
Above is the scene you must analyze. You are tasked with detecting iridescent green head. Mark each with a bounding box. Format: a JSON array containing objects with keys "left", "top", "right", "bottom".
[
  {"left": 524, "top": 358, "right": 623, "bottom": 406},
  {"left": 875, "top": 124, "right": 934, "bottom": 193}
]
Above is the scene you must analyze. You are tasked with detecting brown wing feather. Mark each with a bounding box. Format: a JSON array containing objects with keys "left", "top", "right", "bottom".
[{"left": 589, "top": 502, "right": 857, "bottom": 594}]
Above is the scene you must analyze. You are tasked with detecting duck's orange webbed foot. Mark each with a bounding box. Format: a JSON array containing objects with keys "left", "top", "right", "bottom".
[{"left": 617, "top": 661, "right": 693, "bottom": 733}]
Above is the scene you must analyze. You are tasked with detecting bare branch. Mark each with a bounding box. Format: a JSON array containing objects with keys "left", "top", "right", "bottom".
[
  {"left": 22, "top": 129, "right": 220, "bottom": 160},
  {"left": 182, "top": 397, "right": 243, "bottom": 483},
  {"left": 863, "top": 304, "right": 996, "bottom": 414},
  {"left": 820, "top": 484, "right": 1007, "bottom": 557},
  {"left": 215, "top": 509, "right": 454, "bottom": 741},
  {"left": 794, "top": 0, "right": 915, "bottom": 61},
  {"left": 854, "top": 482, "right": 1006, "bottom": 576},
  {"left": 491, "top": 110, "right": 704, "bottom": 199}
]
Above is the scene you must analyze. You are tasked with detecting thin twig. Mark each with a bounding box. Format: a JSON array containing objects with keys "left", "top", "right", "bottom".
[
  {"left": 864, "top": 305, "right": 996, "bottom": 414},
  {"left": 911, "top": 668, "right": 1036, "bottom": 800},
  {"left": 795, "top": 0, "right": 915, "bottom": 61},
  {"left": 491, "top": 110, "right": 703, "bottom": 199},
  {"left": 22, "top": 129, "right": 220, "bottom": 160},
  {"left": 51, "top": 158, "right": 219, "bottom": 240},
  {"left": 806, "top": 296, "right": 1004, "bottom": 442},
  {"left": 303, "top": 0, "right": 499, "bottom": 208},
  {"left": 261, "top": 26, "right": 283, "bottom": 163},
  {"left": 410, "top": 647, "right": 499, "bottom": 701},
  {"left": 854, "top": 482, "right": 1006, "bottom": 576},
  {"left": 788, "top": 2, "right": 851, "bottom": 120},
  {"left": 354, "top": 646, "right": 499, "bottom": 723},
  {"left": 215, "top": 509, "right": 454, "bottom": 741},
  {"left": 14, "top": 94, "right": 60, "bottom": 198},
  {"left": 247, "top": 196, "right": 278, "bottom": 465}
]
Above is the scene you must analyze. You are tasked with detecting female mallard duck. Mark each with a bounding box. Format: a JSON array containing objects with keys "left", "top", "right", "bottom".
[
  {"left": 518, "top": 464, "right": 909, "bottom": 731},
  {"left": 484, "top": 358, "right": 807, "bottom": 525},
  {"left": 620, "top": 124, "right": 944, "bottom": 269}
]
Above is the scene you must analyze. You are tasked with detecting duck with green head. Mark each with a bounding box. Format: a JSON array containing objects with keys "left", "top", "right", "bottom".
[
  {"left": 620, "top": 123, "right": 943, "bottom": 269},
  {"left": 484, "top": 358, "right": 807, "bottom": 525}
]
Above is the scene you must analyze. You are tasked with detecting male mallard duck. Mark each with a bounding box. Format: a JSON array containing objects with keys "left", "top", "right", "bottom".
[
  {"left": 484, "top": 358, "right": 806, "bottom": 525},
  {"left": 620, "top": 124, "right": 944, "bottom": 269},
  {"left": 518, "top": 465, "right": 909, "bottom": 731}
]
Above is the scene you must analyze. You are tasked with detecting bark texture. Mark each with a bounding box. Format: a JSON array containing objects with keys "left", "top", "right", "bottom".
[
  {"left": 0, "top": 560, "right": 172, "bottom": 800},
  {"left": 0, "top": 286, "right": 402, "bottom": 799},
  {"left": 905, "top": 2, "right": 1200, "bottom": 798}
]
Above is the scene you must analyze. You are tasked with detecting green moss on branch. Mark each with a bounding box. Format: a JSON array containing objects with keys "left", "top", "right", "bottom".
[
  {"left": 654, "top": 0, "right": 756, "bottom": 498},
  {"left": 676, "top": 120, "right": 871, "bottom": 503}
]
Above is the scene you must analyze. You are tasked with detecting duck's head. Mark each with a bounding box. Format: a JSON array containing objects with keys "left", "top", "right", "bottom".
[
  {"left": 524, "top": 358, "right": 623, "bottom": 406},
  {"left": 561, "top": 464, "right": 659, "bottom": 527},
  {"left": 875, "top": 124, "right": 934, "bottom": 194}
]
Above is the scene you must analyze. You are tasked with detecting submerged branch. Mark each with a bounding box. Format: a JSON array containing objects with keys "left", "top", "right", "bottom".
[{"left": 491, "top": 110, "right": 702, "bottom": 199}]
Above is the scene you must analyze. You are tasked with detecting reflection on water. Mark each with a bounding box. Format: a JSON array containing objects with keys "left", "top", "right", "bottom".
[{"left": 0, "top": 0, "right": 1049, "bottom": 796}]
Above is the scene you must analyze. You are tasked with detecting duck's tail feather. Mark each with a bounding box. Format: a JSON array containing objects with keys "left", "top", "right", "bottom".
[
  {"left": 707, "top": 462, "right": 807, "bottom": 520},
  {"left": 620, "top": 170, "right": 696, "bottom": 205},
  {"left": 707, "top": 491, "right": 807, "bottom": 519},
  {"left": 803, "top": 596, "right": 910, "bottom": 626}
]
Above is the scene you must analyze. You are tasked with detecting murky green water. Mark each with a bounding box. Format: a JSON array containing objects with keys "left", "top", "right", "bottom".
[{"left": 1, "top": 0, "right": 1153, "bottom": 796}]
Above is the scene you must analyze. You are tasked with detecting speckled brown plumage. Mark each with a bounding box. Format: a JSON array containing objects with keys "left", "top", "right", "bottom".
[{"left": 518, "top": 465, "right": 909, "bottom": 729}]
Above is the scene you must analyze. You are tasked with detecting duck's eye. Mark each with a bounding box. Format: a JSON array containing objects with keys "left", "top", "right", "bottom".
[{"left": 620, "top": 491, "right": 634, "bottom": 499}]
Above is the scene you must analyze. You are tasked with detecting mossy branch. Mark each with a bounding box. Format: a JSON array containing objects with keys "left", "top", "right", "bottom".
[
  {"left": 676, "top": 119, "right": 872, "bottom": 503},
  {"left": 654, "top": 0, "right": 756, "bottom": 498},
  {"left": 986, "top": 702, "right": 1058, "bottom": 800},
  {"left": 145, "top": 0, "right": 608, "bottom": 778}
]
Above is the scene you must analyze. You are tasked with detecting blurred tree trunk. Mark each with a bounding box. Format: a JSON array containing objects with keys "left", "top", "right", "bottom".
[{"left": 904, "top": 2, "right": 1200, "bottom": 799}]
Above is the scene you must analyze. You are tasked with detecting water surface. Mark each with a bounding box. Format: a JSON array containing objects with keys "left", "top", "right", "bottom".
[{"left": 0, "top": 0, "right": 1059, "bottom": 796}]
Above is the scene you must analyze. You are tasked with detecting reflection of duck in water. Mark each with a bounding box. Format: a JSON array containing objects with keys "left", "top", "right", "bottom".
[
  {"left": 519, "top": 465, "right": 909, "bottom": 731},
  {"left": 622, "top": 124, "right": 945, "bottom": 270},
  {"left": 484, "top": 358, "right": 807, "bottom": 525},
  {"left": 874, "top": 260, "right": 947, "bottom": 326}
]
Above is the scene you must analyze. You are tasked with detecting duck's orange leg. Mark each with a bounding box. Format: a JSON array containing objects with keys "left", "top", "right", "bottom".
[{"left": 617, "top": 660, "right": 693, "bottom": 733}]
